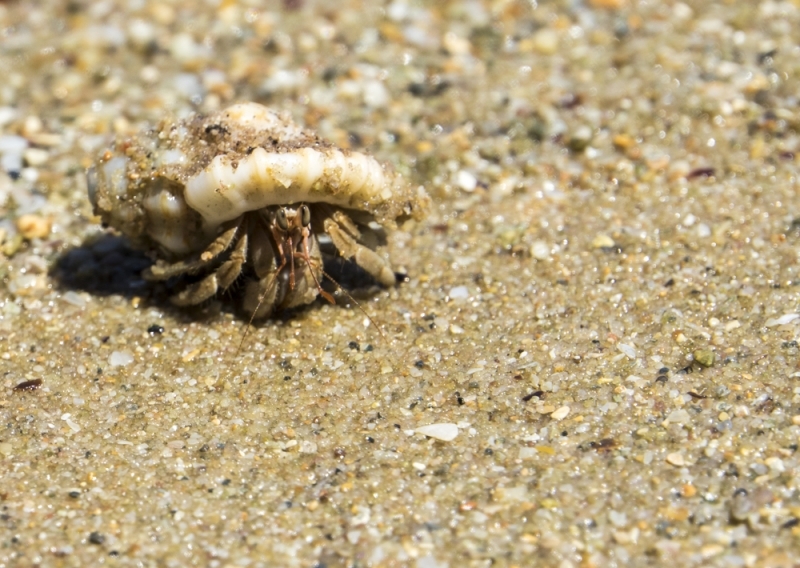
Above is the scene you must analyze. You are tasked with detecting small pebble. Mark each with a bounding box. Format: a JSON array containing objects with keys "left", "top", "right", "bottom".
[
  {"left": 666, "top": 409, "right": 691, "bottom": 425},
  {"left": 0, "top": 107, "right": 17, "bottom": 127},
  {"left": 591, "top": 234, "right": 615, "bottom": 249},
  {"left": 0, "top": 134, "right": 27, "bottom": 153},
  {"left": 531, "top": 28, "right": 559, "bottom": 55},
  {"left": 362, "top": 80, "right": 389, "bottom": 108},
  {"left": 666, "top": 452, "right": 685, "bottom": 466},
  {"left": 613, "top": 133, "right": 636, "bottom": 150},
  {"left": 448, "top": 285, "right": 469, "bottom": 300},
  {"left": 551, "top": 405, "right": 570, "bottom": 420},
  {"left": 693, "top": 349, "right": 715, "bottom": 367},
  {"left": 61, "top": 291, "right": 87, "bottom": 307},
  {"left": 109, "top": 351, "right": 134, "bottom": 367},
  {"left": 617, "top": 343, "right": 637, "bottom": 359},
  {"left": 455, "top": 170, "right": 477, "bottom": 192},
  {"left": 700, "top": 543, "right": 725, "bottom": 558},
  {"left": 16, "top": 214, "right": 51, "bottom": 240},
  {"left": 567, "top": 125, "right": 593, "bottom": 152},
  {"left": 415, "top": 423, "right": 459, "bottom": 441},
  {"left": 23, "top": 147, "right": 49, "bottom": 167},
  {"left": 729, "top": 490, "right": 753, "bottom": 522},
  {"left": 530, "top": 240, "right": 550, "bottom": 260},
  {"left": 608, "top": 510, "right": 628, "bottom": 528},
  {"left": 764, "top": 313, "right": 799, "bottom": 327},
  {"left": 1, "top": 152, "right": 23, "bottom": 175}
]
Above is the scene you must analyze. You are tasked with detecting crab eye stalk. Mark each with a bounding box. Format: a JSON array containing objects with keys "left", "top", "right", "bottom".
[
  {"left": 276, "top": 208, "right": 289, "bottom": 231},
  {"left": 300, "top": 204, "right": 311, "bottom": 227}
]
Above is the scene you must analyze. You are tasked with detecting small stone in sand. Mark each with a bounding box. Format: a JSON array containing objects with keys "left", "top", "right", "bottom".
[
  {"left": 415, "top": 423, "right": 459, "bottom": 441},
  {"left": 16, "top": 214, "right": 51, "bottom": 240}
]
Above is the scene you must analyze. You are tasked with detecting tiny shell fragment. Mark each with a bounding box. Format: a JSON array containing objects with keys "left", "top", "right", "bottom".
[
  {"left": 415, "top": 423, "right": 459, "bottom": 441},
  {"left": 551, "top": 405, "right": 571, "bottom": 420}
]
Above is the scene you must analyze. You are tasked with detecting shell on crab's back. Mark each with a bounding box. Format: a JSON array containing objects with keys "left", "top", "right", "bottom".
[
  {"left": 87, "top": 102, "right": 430, "bottom": 256},
  {"left": 178, "top": 103, "right": 429, "bottom": 227}
]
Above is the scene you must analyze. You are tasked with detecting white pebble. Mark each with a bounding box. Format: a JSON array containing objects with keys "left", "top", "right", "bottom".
[
  {"left": 61, "top": 292, "right": 87, "bottom": 307},
  {"left": 551, "top": 405, "right": 570, "bottom": 421},
  {"left": 23, "top": 148, "right": 49, "bottom": 167},
  {"left": 1, "top": 152, "right": 23, "bottom": 174},
  {"left": 666, "top": 409, "right": 691, "bottom": 424},
  {"left": 765, "top": 456, "right": 785, "bottom": 474},
  {"left": 109, "top": 351, "right": 134, "bottom": 367},
  {"left": 448, "top": 285, "right": 469, "bottom": 300},
  {"left": 532, "top": 28, "right": 559, "bottom": 55},
  {"left": 416, "top": 555, "right": 446, "bottom": 568},
  {"left": 764, "top": 313, "right": 799, "bottom": 327},
  {"left": 0, "top": 135, "right": 28, "bottom": 153},
  {"left": 262, "top": 69, "right": 306, "bottom": 94},
  {"left": 127, "top": 19, "right": 156, "bottom": 49},
  {"left": 415, "top": 423, "right": 459, "bottom": 441},
  {"left": 673, "top": 2, "right": 694, "bottom": 19},
  {"left": 0, "top": 107, "right": 17, "bottom": 127},
  {"left": 61, "top": 413, "right": 81, "bottom": 433},
  {"left": 608, "top": 510, "right": 628, "bottom": 528},
  {"left": 173, "top": 73, "right": 204, "bottom": 99},
  {"left": 531, "top": 240, "right": 550, "bottom": 260},
  {"left": 617, "top": 343, "right": 637, "bottom": 359},
  {"left": 299, "top": 440, "right": 318, "bottom": 454},
  {"left": 170, "top": 33, "right": 202, "bottom": 63},
  {"left": 362, "top": 80, "right": 389, "bottom": 108},
  {"left": 455, "top": 170, "right": 477, "bottom": 192}
]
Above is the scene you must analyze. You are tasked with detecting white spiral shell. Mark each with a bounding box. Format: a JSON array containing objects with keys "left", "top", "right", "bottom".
[{"left": 87, "top": 102, "right": 429, "bottom": 259}]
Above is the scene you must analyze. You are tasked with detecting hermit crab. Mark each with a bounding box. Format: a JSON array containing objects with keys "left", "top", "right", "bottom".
[{"left": 87, "top": 103, "right": 429, "bottom": 317}]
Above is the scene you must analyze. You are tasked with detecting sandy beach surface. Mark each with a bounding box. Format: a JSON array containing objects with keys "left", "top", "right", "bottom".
[{"left": 1, "top": 0, "right": 800, "bottom": 566}]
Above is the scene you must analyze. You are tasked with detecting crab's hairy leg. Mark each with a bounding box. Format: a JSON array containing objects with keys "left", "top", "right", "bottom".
[
  {"left": 323, "top": 216, "right": 396, "bottom": 287},
  {"left": 242, "top": 211, "right": 287, "bottom": 319},
  {"left": 243, "top": 269, "right": 283, "bottom": 319},
  {"left": 268, "top": 218, "right": 292, "bottom": 289},
  {"left": 329, "top": 208, "right": 361, "bottom": 240},
  {"left": 170, "top": 231, "right": 248, "bottom": 306},
  {"left": 144, "top": 225, "right": 239, "bottom": 281},
  {"left": 235, "top": 224, "right": 281, "bottom": 359},
  {"left": 299, "top": 225, "right": 335, "bottom": 305}
]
